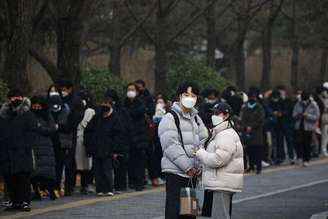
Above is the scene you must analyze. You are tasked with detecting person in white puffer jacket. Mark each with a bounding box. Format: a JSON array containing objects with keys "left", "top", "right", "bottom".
[{"left": 195, "top": 102, "right": 244, "bottom": 219}]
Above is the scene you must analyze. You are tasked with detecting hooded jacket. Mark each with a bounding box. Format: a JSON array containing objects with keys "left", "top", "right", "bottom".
[
  {"left": 196, "top": 121, "right": 244, "bottom": 192},
  {"left": 158, "top": 102, "right": 208, "bottom": 178},
  {"left": 0, "top": 98, "right": 37, "bottom": 175}
]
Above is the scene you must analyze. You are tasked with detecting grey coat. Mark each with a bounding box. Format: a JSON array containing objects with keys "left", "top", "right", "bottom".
[
  {"left": 158, "top": 102, "right": 208, "bottom": 178},
  {"left": 293, "top": 100, "right": 320, "bottom": 131}
]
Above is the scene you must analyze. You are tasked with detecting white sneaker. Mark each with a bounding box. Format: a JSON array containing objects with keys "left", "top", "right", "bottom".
[
  {"left": 262, "top": 161, "right": 270, "bottom": 168},
  {"left": 303, "top": 162, "right": 309, "bottom": 167},
  {"left": 158, "top": 178, "right": 166, "bottom": 185},
  {"left": 322, "top": 151, "right": 328, "bottom": 157},
  {"left": 106, "top": 192, "right": 114, "bottom": 196},
  {"left": 97, "top": 192, "right": 105, "bottom": 196}
]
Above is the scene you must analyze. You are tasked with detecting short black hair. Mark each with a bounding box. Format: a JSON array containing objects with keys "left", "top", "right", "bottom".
[
  {"left": 134, "top": 80, "right": 145, "bottom": 87},
  {"left": 105, "top": 89, "right": 119, "bottom": 103},
  {"left": 176, "top": 81, "right": 200, "bottom": 96},
  {"left": 58, "top": 80, "right": 73, "bottom": 89},
  {"left": 31, "top": 95, "right": 48, "bottom": 109},
  {"left": 7, "top": 88, "right": 23, "bottom": 98},
  {"left": 201, "top": 88, "right": 219, "bottom": 98},
  {"left": 301, "top": 91, "right": 310, "bottom": 101}
]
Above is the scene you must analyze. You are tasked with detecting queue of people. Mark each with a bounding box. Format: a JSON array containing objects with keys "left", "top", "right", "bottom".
[{"left": 0, "top": 78, "right": 327, "bottom": 217}]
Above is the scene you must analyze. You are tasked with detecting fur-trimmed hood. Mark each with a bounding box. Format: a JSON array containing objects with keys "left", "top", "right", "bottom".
[{"left": 0, "top": 98, "right": 31, "bottom": 118}]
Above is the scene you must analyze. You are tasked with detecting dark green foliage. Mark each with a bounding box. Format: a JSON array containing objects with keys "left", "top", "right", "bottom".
[{"left": 81, "top": 68, "right": 127, "bottom": 104}]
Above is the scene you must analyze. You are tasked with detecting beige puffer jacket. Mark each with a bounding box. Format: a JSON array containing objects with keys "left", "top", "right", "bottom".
[{"left": 196, "top": 121, "right": 244, "bottom": 193}]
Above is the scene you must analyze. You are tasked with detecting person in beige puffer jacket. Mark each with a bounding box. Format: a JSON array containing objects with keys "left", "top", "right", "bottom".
[{"left": 195, "top": 102, "right": 244, "bottom": 219}]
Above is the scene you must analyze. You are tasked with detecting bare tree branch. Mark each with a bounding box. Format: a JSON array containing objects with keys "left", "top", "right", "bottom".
[
  {"left": 167, "top": 0, "right": 219, "bottom": 44},
  {"left": 125, "top": 0, "right": 157, "bottom": 45},
  {"left": 120, "top": 1, "right": 157, "bottom": 46}
]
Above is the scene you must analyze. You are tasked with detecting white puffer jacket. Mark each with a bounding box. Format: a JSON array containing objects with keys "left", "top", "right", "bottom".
[{"left": 196, "top": 121, "right": 244, "bottom": 193}]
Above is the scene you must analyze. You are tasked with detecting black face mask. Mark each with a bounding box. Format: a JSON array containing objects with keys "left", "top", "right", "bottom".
[
  {"left": 11, "top": 99, "right": 23, "bottom": 108},
  {"left": 100, "top": 105, "right": 111, "bottom": 113},
  {"left": 248, "top": 99, "right": 256, "bottom": 104},
  {"left": 32, "top": 109, "right": 44, "bottom": 116}
]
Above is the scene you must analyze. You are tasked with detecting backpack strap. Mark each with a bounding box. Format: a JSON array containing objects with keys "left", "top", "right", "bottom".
[{"left": 168, "top": 110, "right": 186, "bottom": 152}]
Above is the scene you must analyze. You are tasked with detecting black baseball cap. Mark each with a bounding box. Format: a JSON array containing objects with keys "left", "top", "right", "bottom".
[{"left": 210, "top": 102, "right": 233, "bottom": 114}]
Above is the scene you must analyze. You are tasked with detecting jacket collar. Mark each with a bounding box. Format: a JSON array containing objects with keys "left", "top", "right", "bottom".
[
  {"left": 172, "top": 102, "right": 198, "bottom": 119},
  {"left": 213, "top": 121, "right": 231, "bottom": 134}
]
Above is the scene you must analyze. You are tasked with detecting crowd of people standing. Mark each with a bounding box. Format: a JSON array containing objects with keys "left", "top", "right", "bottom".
[{"left": 0, "top": 78, "right": 327, "bottom": 214}]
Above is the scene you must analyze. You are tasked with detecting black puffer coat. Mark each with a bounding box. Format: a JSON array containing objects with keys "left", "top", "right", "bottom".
[
  {"left": 32, "top": 112, "right": 57, "bottom": 179},
  {"left": 84, "top": 110, "right": 125, "bottom": 159},
  {"left": 0, "top": 99, "right": 37, "bottom": 176},
  {"left": 123, "top": 98, "right": 150, "bottom": 150}
]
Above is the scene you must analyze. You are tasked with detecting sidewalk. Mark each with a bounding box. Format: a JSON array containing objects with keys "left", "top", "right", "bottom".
[{"left": 1, "top": 157, "right": 328, "bottom": 219}]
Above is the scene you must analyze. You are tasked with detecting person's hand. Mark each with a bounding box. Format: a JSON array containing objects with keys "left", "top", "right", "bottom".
[
  {"left": 55, "top": 124, "right": 59, "bottom": 130},
  {"left": 246, "top": 126, "right": 252, "bottom": 133},
  {"left": 186, "top": 168, "right": 197, "bottom": 177},
  {"left": 195, "top": 168, "right": 202, "bottom": 177},
  {"left": 193, "top": 146, "right": 201, "bottom": 155},
  {"left": 37, "top": 122, "right": 41, "bottom": 127},
  {"left": 113, "top": 154, "right": 119, "bottom": 160}
]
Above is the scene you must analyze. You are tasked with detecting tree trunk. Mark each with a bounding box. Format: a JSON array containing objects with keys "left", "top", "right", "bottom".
[
  {"left": 110, "top": 0, "right": 121, "bottom": 76},
  {"left": 206, "top": 5, "right": 216, "bottom": 68},
  {"left": 3, "top": 0, "right": 34, "bottom": 92},
  {"left": 320, "top": 46, "right": 328, "bottom": 82},
  {"left": 290, "top": 0, "right": 299, "bottom": 90},
  {"left": 154, "top": 6, "right": 169, "bottom": 95},
  {"left": 56, "top": 16, "right": 83, "bottom": 85},
  {"left": 290, "top": 43, "right": 299, "bottom": 90},
  {"left": 234, "top": 20, "right": 247, "bottom": 90},
  {"left": 234, "top": 40, "right": 246, "bottom": 90},
  {"left": 261, "top": 25, "right": 273, "bottom": 90}
]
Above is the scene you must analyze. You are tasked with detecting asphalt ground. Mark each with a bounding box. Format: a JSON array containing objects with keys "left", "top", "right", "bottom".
[{"left": 0, "top": 158, "right": 327, "bottom": 219}]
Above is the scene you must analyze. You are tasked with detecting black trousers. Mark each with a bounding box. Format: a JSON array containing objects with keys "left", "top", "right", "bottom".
[
  {"left": 113, "top": 156, "right": 128, "bottom": 191},
  {"left": 64, "top": 148, "right": 76, "bottom": 193},
  {"left": 147, "top": 142, "right": 163, "bottom": 180},
  {"left": 165, "top": 173, "right": 196, "bottom": 219},
  {"left": 274, "top": 125, "right": 295, "bottom": 162},
  {"left": 128, "top": 149, "right": 146, "bottom": 190},
  {"left": 295, "top": 130, "right": 312, "bottom": 162},
  {"left": 5, "top": 173, "right": 31, "bottom": 204},
  {"left": 94, "top": 157, "right": 113, "bottom": 193},
  {"left": 247, "top": 146, "right": 263, "bottom": 172},
  {"left": 78, "top": 170, "right": 89, "bottom": 189},
  {"left": 54, "top": 144, "right": 65, "bottom": 190}
]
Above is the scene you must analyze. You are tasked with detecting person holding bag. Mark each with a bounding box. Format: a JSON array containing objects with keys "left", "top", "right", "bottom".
[
  {"left": 195, "top": 103, "right": 244, "bottom": 219},
  {"left": 158, "top": 82, "right": 208, "bottom": 219}
]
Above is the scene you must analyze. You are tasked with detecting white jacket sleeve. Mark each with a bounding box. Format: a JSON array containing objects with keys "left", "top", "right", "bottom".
[
  {"left": 80, "top": 109, "right": 96, "bottom": 128},
  {"left": 196, "top": 134, "right": 235, "bottom": 168}
]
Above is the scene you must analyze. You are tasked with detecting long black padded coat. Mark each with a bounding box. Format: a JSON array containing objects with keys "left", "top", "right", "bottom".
[
  {"left": 0, "top": 99, "right": 37, "bottom": 176},
  {"left": 32, "top": 112, "right": 57, "bottom": 179}
]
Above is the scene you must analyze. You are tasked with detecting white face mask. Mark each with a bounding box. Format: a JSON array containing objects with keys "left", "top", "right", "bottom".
[
  {"left": 127, "top": 91, "right": 137, "bottom": 99},
  {"left": 49, "top": 92, "right": 60, "bottom": 97},
  {"left": 205, "top": 98, "right": 217, "bottom": 104},
  {"left": 181, "top": 96, "right": 197, "bottom": 109},
  {"left": 156, "top": 103, "right": 165, "bottom": 110},
  {"left": 211, "top": 115, "right": 224, "bottom": 127},
  {"left": 62, "top": 91, "right": 69, "bottom": 97}
]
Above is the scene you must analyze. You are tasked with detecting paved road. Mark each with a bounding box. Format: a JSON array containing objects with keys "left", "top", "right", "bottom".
[{"left": 1, "top": 159, "right": 328, "bottom": 219}]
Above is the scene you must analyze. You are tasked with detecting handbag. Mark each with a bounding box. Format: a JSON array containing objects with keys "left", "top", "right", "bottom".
[{"left": 180, "top": 178, "right": 201, "bottom": 216}]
